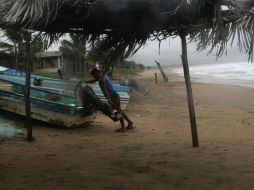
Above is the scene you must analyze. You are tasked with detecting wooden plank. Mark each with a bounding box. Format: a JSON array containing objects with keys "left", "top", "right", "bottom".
[
  {"left": 180, "top": 32, "right": 199, "bottom": 148},
  {"left": 0, "top": 83, "right": 12, "bottom": 91}
]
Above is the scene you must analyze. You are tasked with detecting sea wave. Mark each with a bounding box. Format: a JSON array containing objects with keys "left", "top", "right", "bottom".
[{"left": 171, "top": 62, "right": 254, "bottom": 88}]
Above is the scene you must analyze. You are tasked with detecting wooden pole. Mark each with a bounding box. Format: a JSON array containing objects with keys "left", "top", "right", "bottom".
[
  {"left": 154, "top": 73, "right": 158, "bottom": 84},
  {"left": 180, "top": 32, "right": 199, "bottom": 147},
  {"left": 155, "top": 60, "right": 168, "bottom": 82},
  {"left": 24, "top": 32, "right": 33, "bottom": 141},
  {"left": 14, "top": 43, "right": 18, "bottom": 70}
]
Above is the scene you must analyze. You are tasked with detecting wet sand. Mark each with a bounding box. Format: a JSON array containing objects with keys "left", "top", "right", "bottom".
[{"left": 1, "top": 69, "right": 254, "bottom": 190}]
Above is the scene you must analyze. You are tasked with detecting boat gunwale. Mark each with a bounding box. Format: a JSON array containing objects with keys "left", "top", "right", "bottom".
[
  {"left": 0, "top": 88, "right": 84, "bottom": 110},
  {"left": 0, "top": 76, "right": 130, "bottom": 100},
  {"left": 0, "top": 77, "right": 79, "bottom": 99}
]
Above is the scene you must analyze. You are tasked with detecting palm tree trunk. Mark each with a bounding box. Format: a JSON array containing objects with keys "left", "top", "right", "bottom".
[
  {"left": 110, "top": 63, "right": 115, "bottom": 77},
  {"left": 81, "top": 57, "right": 84, "bottom": 73},
  {"left": 77, "top": 57, "right": 79, "bottom": 73}
]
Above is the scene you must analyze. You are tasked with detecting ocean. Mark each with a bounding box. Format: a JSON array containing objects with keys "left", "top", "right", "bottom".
[{"left": 171, "top": 62, "right": 254, "bottom": 88}]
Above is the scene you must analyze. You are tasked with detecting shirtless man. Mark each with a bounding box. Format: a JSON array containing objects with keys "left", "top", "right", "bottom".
[{"left": 87, "top": 68, "right": 134, "bottom": 132}]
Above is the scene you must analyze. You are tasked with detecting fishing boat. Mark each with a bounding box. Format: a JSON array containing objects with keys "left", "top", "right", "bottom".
[
  {"left": 0, "top": 66, "right": 130, "bottom": 110},
  {"left": 0, "top": 74, "right": 130, "bottom": 110},
  {"left": 0, "top": 78, "right": 120, "bottom": 127},
  {"left": 0, "top": 66, "right": 131, "bottom": 92}
]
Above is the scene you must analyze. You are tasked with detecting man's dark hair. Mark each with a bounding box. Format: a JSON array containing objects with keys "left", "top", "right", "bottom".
[{"left": 90, "top": 68, "right": 101, "bottom": 76}]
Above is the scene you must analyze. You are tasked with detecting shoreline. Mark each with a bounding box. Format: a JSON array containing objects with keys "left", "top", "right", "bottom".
[{"left": 143, "top": 68, "right": 254, "bottom": 111}]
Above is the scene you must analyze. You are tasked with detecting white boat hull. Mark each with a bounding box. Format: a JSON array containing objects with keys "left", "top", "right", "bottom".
[{"left": 0, "top": 97, "right": 95, "bottom": 127}]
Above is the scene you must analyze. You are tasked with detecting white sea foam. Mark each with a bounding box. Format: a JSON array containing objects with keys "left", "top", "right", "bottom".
[{"left": 171, "top": 62, "right": 254, "bottom": 88}]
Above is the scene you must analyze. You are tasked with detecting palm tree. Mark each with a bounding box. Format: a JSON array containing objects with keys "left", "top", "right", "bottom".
[
  {"left": 87, "top": 40, "right": 109, "bottom": 64},
  {"left": 0, "top": 28, "right": 23, "bottom": 69},
  {"left": 0, "top": 29, "right": 47, "bottom": 71},
  {"left": 87, "top": 40, "right": 125, "bottom": 76},
  {"left": 59, "top": 33, "right": 87, "bottom": 75}
]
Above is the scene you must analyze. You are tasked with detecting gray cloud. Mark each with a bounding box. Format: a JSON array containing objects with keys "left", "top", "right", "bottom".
[
  {"left": 128, "top": 37, "right": 250, "bottom": 66},
  {"left": 49, "top": 36, "right": 250, "bottom": 66}
]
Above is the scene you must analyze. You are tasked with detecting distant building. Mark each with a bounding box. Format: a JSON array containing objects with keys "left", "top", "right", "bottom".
[{"left": 34, "top": 51, "right": 64, "bottom": 72}]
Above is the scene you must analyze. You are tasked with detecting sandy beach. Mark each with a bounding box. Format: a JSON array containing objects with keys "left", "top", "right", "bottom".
[{"left": 1, "top": 69, "right": 254, "bottom": 190}]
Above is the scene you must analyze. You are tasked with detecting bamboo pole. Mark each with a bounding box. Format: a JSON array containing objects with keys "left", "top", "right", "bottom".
[
  {"left": 23, "top": 32, "right": 33, "bottom": 141},
  {"left": 180, "top": 32, "right": 199, "bottom": 147}
]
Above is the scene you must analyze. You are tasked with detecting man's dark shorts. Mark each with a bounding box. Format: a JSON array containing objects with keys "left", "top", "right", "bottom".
[{"left": 110, "top": 94, "right": 121, "bottom": 111}]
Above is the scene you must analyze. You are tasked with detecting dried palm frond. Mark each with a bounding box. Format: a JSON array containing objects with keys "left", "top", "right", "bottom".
[
  {"left": 0, "top": 0, "right": 253, "bottom": 65},
  {"left": 189, "top": 0, "right": 254, "bottom": 62}
]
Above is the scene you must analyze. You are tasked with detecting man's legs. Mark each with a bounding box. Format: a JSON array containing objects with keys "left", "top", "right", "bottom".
[
  {"left": 118, "top": 115, "right": 126, "bottom": 131},
  {"left": 111, "top": 95, "right": 126, "bottom": 132},
  {"left": 121, "top": 112, "right": 133, "bottom": 128},
  {"left": 111, "top": 95, "right": 134, "bottom": 131}
]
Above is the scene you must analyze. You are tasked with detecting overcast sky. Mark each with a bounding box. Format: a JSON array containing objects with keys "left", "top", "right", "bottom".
[
  {"left": 127, "top": 37, "right": 250, "bottom": 66},
  {"left": 50, "top": 36, "right": 250, "bottom": 66}
]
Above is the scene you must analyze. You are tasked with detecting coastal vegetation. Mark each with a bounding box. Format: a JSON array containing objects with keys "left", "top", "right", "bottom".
[
  {"left": 0, "top": 32, "right": 145, "bottom": 77},
  {"left": 0, "top": 29, "right": 47, "bottom": 71}
]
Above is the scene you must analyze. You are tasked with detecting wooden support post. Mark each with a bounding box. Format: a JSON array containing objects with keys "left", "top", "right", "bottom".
[
  {"left": 180, "top": 32, "right": 199, "bottom": 147},
  {"left": 24, "top": 32, "right": 33, "bottom": 141},
  {"left": 154, "top": 73, "right": 158, "bottom": 84},
  {"left": 155, "top": 60, "right": 168, "bottom": 82},
  {"left": 14, "top": 44, "right": 18, "bottom": 70}
]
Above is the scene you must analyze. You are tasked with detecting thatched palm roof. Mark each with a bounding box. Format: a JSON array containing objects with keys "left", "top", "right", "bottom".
[{"left": 0, "top": 0, "right": 253, "bottom": 62}]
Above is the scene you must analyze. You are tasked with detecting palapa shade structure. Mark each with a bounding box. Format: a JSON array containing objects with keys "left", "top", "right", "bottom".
[{"left": 0, "top": 0, "right": 253, "bottom": 146}]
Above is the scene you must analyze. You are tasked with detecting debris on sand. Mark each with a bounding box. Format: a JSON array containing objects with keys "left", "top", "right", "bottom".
[{"left": 0, "top": 123, "right": 23, "bottom": 142}]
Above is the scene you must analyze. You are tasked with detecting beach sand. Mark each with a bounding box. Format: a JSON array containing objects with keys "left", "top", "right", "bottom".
[{"left": 1, "top": 69, "right": 254, "bottom": 190}]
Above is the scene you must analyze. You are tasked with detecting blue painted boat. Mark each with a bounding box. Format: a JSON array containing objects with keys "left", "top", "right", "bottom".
[
  {"left": 0, "top": 74, "right": 130, "bottom": 110},
  {"left": 0, "top": 78, "right": 119, "bottom": 127},
  {"left": 0, "top": 66, "right": 52, "bottom": 80},
  {"left": 0, "top": 66, "right": 131, "bottom": 93}
]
